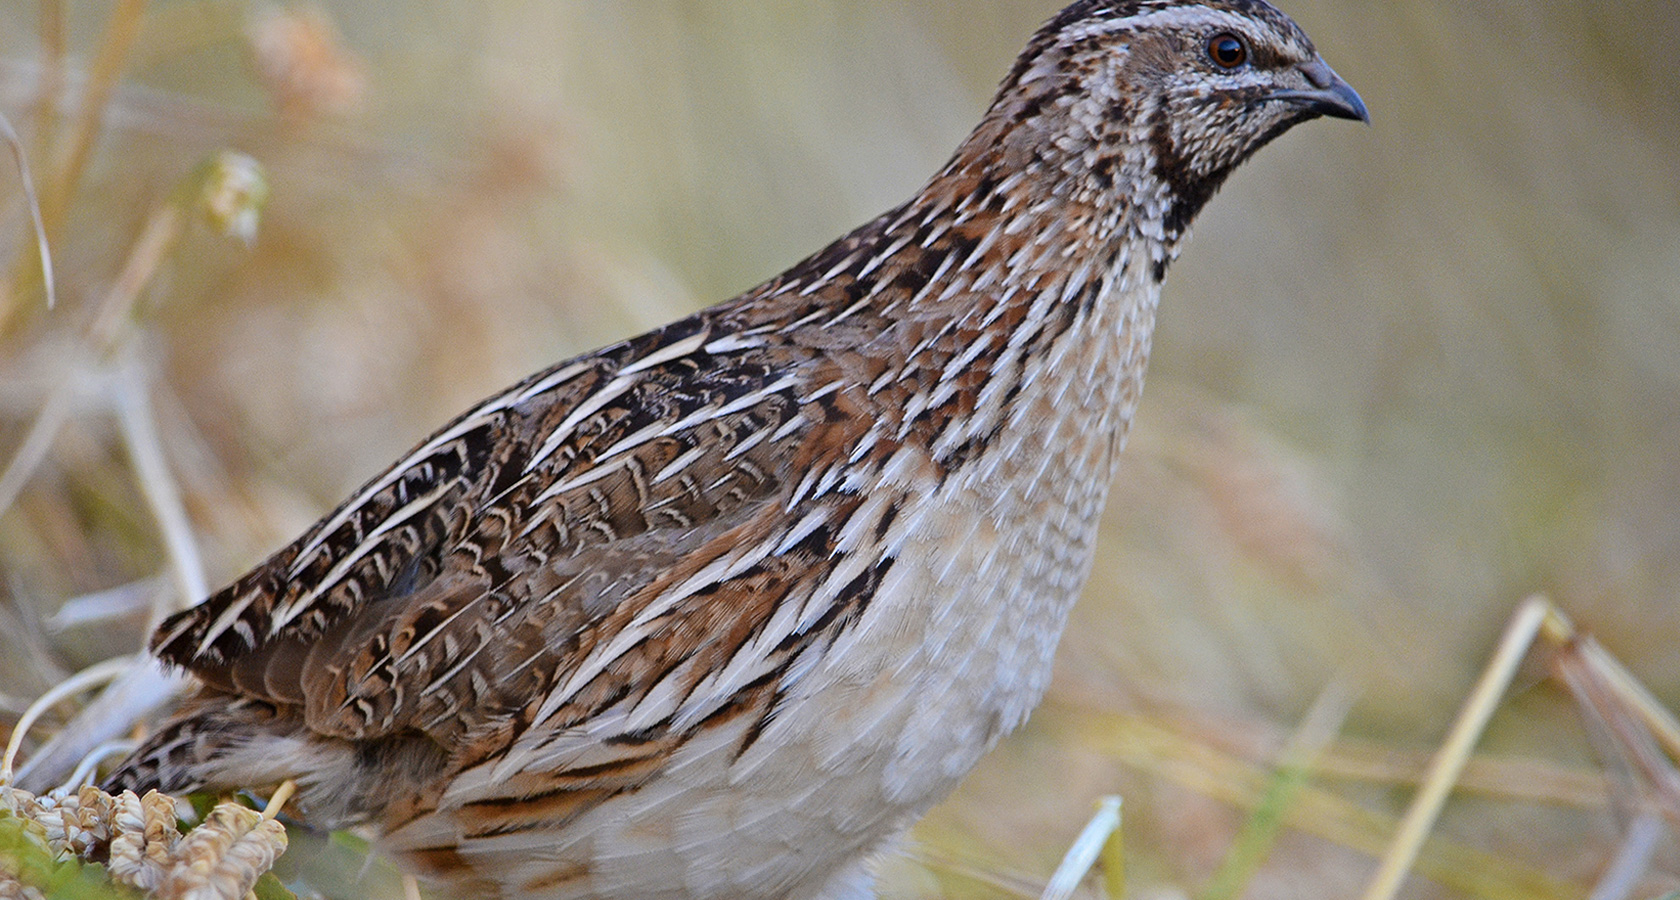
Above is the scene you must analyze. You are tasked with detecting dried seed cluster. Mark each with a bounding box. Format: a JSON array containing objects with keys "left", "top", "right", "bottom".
[{"left": 0, "top": 785, "right": 286, "bottom": 900}]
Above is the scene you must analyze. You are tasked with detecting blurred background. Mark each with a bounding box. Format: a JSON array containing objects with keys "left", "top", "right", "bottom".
[{"left": 1, "top": 1, "right": 1677, "bottom": 898}]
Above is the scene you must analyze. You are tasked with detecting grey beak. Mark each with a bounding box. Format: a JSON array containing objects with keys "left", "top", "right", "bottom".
[{"left": 1272, "top": 57, "right": 1370, "bottom": 123}]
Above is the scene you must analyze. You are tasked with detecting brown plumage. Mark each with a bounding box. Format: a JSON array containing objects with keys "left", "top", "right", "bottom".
[{"left": 105, "top": 2, "right": 1366, "bottom": 897}]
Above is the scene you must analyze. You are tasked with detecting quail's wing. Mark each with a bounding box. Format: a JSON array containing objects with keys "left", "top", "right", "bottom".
[{"left": 151, "top": 311, "right": 878, "bottom": 744}]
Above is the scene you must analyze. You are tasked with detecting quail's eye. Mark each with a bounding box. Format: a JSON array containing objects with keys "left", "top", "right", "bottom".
[{"left": 1207, "top": 33, "right": 1248, "bottom": 69}]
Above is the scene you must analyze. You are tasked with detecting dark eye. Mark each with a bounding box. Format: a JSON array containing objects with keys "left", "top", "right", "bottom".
[{"left": 1207, "top": 33, "right": 1248, "bottom": 69}]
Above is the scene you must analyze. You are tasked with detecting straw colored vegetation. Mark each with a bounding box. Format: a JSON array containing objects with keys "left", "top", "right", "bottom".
[
  {"left": 1, "top": 1, "right": 1678, "bottom": 899},
  {"left": 1, "top": 783, "right": 289, "bottom": 900}
]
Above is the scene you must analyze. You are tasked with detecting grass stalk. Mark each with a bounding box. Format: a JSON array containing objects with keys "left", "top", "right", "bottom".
[
  {"left": 1, "top": 655, "right": 136, "bottom": 785},
  {"left": 1079, "top": 711, "right": 1583, "bottom": 900},
  {"left": 1358, "top": 596, "right": 1551, "bottom": 900},
  {"left": 32, "top": 0, "right": 68, "bottom": 155},
  {"left": 1197, "top": 678, "right": 1355, "bottom": 900},
  {"left": 1041, "top": 796, "right": 1123, "bottom": 900},
  {"left": 41, "top": 0, "right": 148, "bottom": 241}
]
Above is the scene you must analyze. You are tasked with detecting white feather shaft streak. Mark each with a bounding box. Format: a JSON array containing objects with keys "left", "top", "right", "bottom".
[
  {"left": 616, "top": 331, "right": 709, "bottom": 376},
  {"left": 528, "top": 530, "right": 782, "bottom": 729},
  {"left": 289, "top": 373, "right": 548, "bottom": 572},
  {"left": 270, "top": 478, "right": 456, "bottom": 632},
  {"left": 525, "top": 372, "right": 641, "bottom": 473}
]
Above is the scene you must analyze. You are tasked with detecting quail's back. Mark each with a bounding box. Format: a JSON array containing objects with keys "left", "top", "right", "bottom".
[{"left": 105, "top": 1, "right": 1366, "bottom": 897}]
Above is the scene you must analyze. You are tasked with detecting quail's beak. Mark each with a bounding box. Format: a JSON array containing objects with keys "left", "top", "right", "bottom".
[{"left": 1270, "top": 57, "right": 1369, "bottom": 123}]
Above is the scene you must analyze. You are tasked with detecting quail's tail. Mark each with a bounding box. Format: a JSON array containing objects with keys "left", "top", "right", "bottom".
[
  {"left": 101, "top": 692, "right": 292, "bottom": 797},
  {"left": 103, "top": 690, "right": 450, "bottom": 832}
]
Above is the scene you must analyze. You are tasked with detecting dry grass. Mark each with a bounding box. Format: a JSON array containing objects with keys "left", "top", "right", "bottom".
[{"left": 1, "top": 1, "right": 1677, "bottom": 898}]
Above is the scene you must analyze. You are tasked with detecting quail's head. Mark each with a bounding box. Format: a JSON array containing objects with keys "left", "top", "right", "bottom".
[{"left": 985, "top": 0, "right": 1367, "bottom": 237}]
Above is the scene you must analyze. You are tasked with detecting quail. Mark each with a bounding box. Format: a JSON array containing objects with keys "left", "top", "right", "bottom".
[{"left": 105, "top": 1, "right": 1367, "bottom": 897}]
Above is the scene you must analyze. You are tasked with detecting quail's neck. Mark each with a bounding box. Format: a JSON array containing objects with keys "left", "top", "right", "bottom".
[{"left": 752, "top": 111, "right": 1181, "bottom": 337}]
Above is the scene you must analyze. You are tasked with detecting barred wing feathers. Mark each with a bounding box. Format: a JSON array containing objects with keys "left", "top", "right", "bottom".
[{"left": 147, "top": 310, "right": 863, "bottom": 746}]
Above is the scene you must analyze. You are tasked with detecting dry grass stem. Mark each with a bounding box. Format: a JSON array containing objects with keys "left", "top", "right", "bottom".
[
  {"left": 2, "top": 150, "right": 263, "bottom": 523},
  {"left": 0, "top": 385, "right": 76, "bottom": 523},
  {"left": 1081, "top": 712, "right": 1583, "bottom": 900},
  {"left": 4, "top": 152, "right": 268, "bottom": 791},
  {"left": 46, "top": 579, "right": 164, "bottom": 632},
  {"left": 260, "top": 782, "right": 295, "bottom": 823},
  {"left": 1, "top": 656, "right": 135, "bottom": 784},
  {"left": 1, "top": 0, "right": 147, "bottom": 329},
  {"left": 1198, "top": 677, "right": 1357, "bottom": 900},
  {"left": 114, "top": 370, "right": 208, "bottom": 616},
  {"left": 1555, "top": 642, "right": 1680, "bottom": 826},
  {"left": 1358, "top": 596, "right": 1554, "bottom": 900},
  {"left": 38, "top": 0, "right": 146, "bottom": 240},
  {"left": 1566, "top": 635, "right": 1680, "bottom": 769},
  {"left": 1331, "top": 596, "right": 1680, "bottom": 900},
  {"left": 87, "top": 202, "right": 184, "bottom": 353},
  {"left": 1586, "top": 810, "right": 1666, "bottom": 900},
  {"left": 1040, "top": 795, "right": 1123, "bottom": 900},
  {"left": 906, "top": 841, "right": 1047, "bottom": 899},
  {"left": 1309, "top": 741, "right": 1607, "bottom": 809},
  {"left": 31, "top": 2, "right": 67, "bottom": 152},
  {"left": 0, "top": 110, "right": 55, "bottom": 310},
  {"left": 57, "top": 740, "right": 139, "bottom": 795},
  {"left": 13, "top": 662, "right": 190, "bottom": 793}
]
